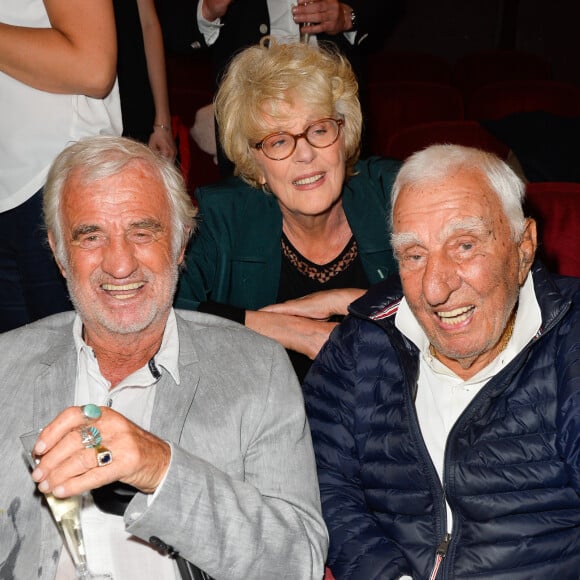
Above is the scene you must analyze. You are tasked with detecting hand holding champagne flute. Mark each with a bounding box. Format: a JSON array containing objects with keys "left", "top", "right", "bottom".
[
  {"left": 20, "top": 403, "right": 172, "bottom": 578},
  {"left": 20, "top": 423, "right": 113, "bottom": 580}
]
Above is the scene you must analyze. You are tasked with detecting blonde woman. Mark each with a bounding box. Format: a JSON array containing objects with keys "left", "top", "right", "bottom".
[{"left": 176, "top": 40, "right": 400, "bottom": 380}]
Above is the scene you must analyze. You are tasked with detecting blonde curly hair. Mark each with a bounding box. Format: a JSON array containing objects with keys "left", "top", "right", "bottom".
[{"left": 215, "top": 38, "right": 362, "bottom": 189}]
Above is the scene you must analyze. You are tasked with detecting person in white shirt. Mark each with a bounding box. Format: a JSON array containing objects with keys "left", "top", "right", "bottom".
[
  {"left": 303, "top": 144, "right": 580, "bottom": 579},
  {"left": 0, "top": 0, "right": 122, "bottom": 332},
  {"left": 198, "top": 0, "right": 357, "bottom": 47},
  {"left": 0, "top": 135, "right": 327, "bottom": 580}
]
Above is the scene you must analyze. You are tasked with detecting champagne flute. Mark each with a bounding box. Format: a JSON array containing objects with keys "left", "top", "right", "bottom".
[
  {"left": 298, "top": 0, "right": 313, "bottom": 43},
  {"left": 20, "top": 429, "right": 113, "bottom": 580}
]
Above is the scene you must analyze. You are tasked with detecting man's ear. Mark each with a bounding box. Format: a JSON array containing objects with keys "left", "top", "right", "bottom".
[
  {"left": 47, "top": 231, "right": 67, "bottom": 279},
  {"left": 517, "top": 218, "right": 537, "bottom": 285}
]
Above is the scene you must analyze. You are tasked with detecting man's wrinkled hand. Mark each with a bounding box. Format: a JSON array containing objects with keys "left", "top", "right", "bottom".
[{"left": 30, "top": 406, "right": 171, "bottom": 498}]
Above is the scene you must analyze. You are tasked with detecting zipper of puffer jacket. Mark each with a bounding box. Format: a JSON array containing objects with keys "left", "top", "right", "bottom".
[{"left": 428, "top": 532, "right": 451, "bottom": 580}]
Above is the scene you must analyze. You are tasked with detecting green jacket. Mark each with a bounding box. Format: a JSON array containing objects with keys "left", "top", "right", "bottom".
[{"left": 175, "top": 156, "right": 401, "bottom": 311}]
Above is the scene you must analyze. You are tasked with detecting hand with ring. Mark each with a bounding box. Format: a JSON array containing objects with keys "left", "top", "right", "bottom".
[{"left": 29, "top": 405, "right": 171, "bottom": 498}]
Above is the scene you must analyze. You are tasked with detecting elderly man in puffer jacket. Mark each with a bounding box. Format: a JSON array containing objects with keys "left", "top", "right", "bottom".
[{"left": 304, "top": 144, "right": 580, "bottom": 580}]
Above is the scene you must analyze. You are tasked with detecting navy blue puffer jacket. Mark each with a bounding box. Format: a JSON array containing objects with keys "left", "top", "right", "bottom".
[{"left": 304, "top": 262, "right": 580, "bottom": 579}]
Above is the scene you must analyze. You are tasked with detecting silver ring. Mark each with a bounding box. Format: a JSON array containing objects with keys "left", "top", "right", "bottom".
[{"left": 80, "top": 425, "right": 102, "bottom": 449}]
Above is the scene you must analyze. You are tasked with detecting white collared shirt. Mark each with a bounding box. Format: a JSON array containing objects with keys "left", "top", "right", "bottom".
[
  {"left": 55, "top": 311, "right": 181, "bottom": 579},
  {"left": 197, "top": 0, "right": 356, "bottom": 46},
  {"left": 395, "top": 273, "right": 542, "bottom": 531},
  {"left": 198, "top": 0, "right": 306, "bottom": 45}
]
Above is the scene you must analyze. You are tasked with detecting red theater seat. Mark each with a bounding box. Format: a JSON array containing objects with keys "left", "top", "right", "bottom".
[
  {"left": 525, "top": 181, "right": 580, "bottom": 277},
  {"left": 366, "top": 81, "right": 464, "bottom": 155},
  {"left": 367, "top": 50, "right": 453, "bottom": 85},
  {"left": 384, "top": 120, "right": 509, "bottom": 160},
  {"left": 466, "top": 79, "right": 580, "bottom": 121},
  {"left": 453, "top": 49, "right": 552, "bottom": 100}
]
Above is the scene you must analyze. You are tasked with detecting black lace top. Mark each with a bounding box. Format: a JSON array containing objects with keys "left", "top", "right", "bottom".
[
  {"left": 277, "top": 233, "right": 368, "bottom": 382},
  {"left": 198, "top": 233, "right": 369, "bottom": 382}
]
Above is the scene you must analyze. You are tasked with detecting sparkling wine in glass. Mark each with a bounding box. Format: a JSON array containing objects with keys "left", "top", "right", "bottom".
[
  {"left": 300, "top": 23, "right": 312, "bottom": 44},
  {"left": 20, "top": 429, "right": 113, "bottom": 580}
]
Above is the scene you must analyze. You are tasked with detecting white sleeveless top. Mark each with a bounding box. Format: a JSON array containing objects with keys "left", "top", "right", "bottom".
[{"left": 0, "top": 0, "right": 122, "bottom": 212}]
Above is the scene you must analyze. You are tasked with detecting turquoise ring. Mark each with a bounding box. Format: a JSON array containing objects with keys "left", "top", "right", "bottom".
[
  {"left": 82, "top": 404, "right": 102, "bottom": 420},
  {"left": 80, "top": 425, "right": 102, "bottom": 449}
]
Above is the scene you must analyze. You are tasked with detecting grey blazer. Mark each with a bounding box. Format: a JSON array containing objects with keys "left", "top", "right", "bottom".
[{"left": 0, "top": 310, "right": 328, "bottom": 580}]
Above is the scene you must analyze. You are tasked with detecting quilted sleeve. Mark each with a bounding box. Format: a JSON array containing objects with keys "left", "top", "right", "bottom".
[
  {"left": 303, "top": 317, "right": 410, "bottom": 579},
  {"left": 556, "top": 282, "right": 580, "bottom": 492}
]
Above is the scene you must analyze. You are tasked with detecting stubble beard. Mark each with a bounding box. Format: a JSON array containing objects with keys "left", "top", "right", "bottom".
[{"left": 65, "top": 266, "right": 179, "bottom": 337}]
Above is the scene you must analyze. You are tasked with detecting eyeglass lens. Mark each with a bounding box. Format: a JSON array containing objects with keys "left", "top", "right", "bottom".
[{"left": 260, "top": 118, "right": 342, "bottom": 160}]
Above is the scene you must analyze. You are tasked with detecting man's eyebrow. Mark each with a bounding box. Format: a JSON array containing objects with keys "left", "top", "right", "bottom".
[
  {"left": 439, "top": 217, "right": 490, "bottom": 240},
  {"left": 71, "top": 224, "right": 101, "bottom": 240},
  {"left": 71, "top": 219, "right": 163, "bottom": 240},
  {"left": 390, "top": 232, "right": 422, "bottom": 250},
  {"left": 391, "top": 218, "right": 492, "bottom": 252},
  {"left": 128, "top": 218, "right": 163, "bottom": 231}
]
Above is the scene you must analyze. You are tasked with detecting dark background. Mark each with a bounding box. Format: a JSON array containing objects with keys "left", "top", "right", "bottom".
[{"left": 382, "top": 0, "right": 579, "bottom": 86}]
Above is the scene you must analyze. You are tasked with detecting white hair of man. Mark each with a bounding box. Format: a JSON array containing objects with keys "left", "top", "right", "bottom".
[
  {"left": 44, "top": 135, "right": 197, "bottom": 266},
  {"left": 390, "top": 144, "right": 527, "bottom": 241}
]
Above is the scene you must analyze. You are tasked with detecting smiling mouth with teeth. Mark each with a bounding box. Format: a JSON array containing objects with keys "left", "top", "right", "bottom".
[
  {"left": 293, "top": 173, "right": 324, "bottom": 186},
  {"left": 101, "top": 282, "right": 144, "bottom": 299},
  {"left": 436, "top": 306, "right": 474, "bottom": 326}
]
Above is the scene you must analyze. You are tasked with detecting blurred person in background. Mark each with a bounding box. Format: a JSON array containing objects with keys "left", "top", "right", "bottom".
[
  {"left": 0, "top": 0, "right": 121, "bottom": 332},
  {"left": 114, "top": 0, "right": 177, "bottom": 160}
]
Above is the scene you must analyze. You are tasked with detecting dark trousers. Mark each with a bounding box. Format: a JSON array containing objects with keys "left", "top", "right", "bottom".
[{"left": 0, "top": 188, "right": 72, "bottom": 332}]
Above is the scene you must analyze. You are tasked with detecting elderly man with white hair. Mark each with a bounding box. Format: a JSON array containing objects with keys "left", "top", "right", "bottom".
[
  {"left": 304, "top": 144, "right": 580, "bottom": 579},
  {"left": 0, "top": 135, "right": 327, "bottom": 580}
]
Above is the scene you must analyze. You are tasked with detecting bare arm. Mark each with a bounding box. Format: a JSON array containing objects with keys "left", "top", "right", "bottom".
[
  {"left": 245, "top": 289, "right": 364, "bottom": 359},
  {"left": 0, "top": 0, "right": 117, "bottom": 97},
  {"left": 246, "top": 310, "right": 338, "bottom": 360},
  {"left": 260, "top": 288, "right": 366, "bottom": 319},
  {"left": 136, "top": 0, "right": 177, "bottom": 160}
]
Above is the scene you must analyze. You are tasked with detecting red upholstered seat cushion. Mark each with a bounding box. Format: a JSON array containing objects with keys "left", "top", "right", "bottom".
[{"left": 525, "top": 182, "right": 580, "bottom": 277}]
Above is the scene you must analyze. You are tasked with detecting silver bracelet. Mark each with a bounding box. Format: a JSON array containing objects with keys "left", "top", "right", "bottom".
[{"left": 153, "top": 123, "right": 171, "bottom": 131}]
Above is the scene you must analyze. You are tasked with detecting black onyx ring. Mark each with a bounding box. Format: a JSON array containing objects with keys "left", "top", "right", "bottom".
[{"left": 95, "top": 445, "right": 113, "bottom": 467}]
